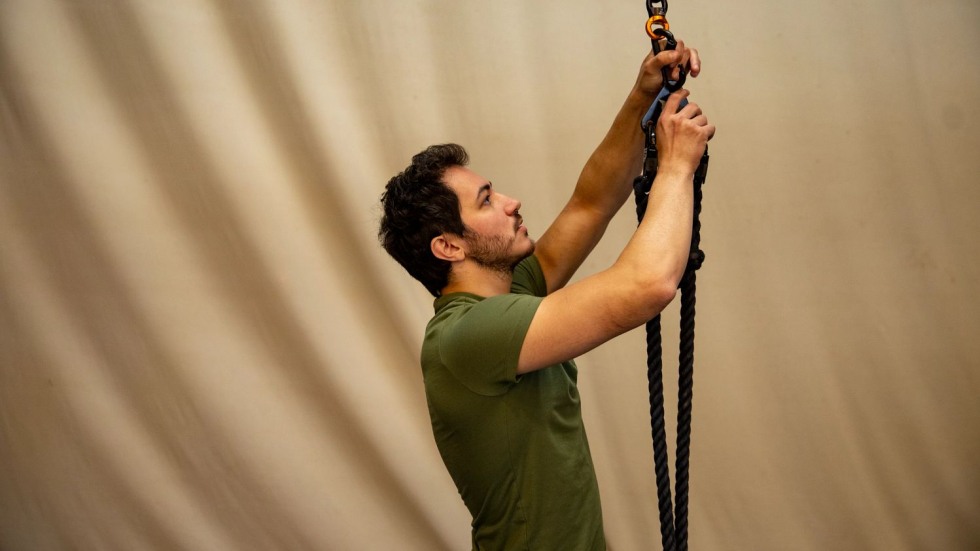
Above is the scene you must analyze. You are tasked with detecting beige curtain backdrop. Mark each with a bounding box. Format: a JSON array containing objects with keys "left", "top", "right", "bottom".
[{"left": 2, "top": 0, "right": 978, "bottom": 549}]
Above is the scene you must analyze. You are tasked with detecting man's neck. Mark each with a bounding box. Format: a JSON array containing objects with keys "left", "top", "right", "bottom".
[{"left": 440, "top": 262, "right": 514, "bottom": 298}]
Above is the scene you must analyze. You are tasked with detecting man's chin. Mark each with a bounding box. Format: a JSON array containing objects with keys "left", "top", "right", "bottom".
[
  {"left": 520, "top": 239, "right": 536, "bottom": 260},
  {"left": 509, "top": 241, "right": 535, "bottom": 269}
]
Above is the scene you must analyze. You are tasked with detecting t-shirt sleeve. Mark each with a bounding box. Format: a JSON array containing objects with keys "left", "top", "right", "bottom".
[{"left": 440, "top": 293, "right": 543, "bottom": 396}]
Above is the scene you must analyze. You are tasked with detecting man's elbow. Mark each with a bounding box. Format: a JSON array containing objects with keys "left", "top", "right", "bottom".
[
  {"left": 644, "top": 277, "right": 678, "bottom": 318},
  {"left": 619, "top": 272, "right": 679, "bottom": 326}
]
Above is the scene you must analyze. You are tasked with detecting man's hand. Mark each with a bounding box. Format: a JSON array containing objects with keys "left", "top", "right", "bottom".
[
  {"left": 655, "top": 89, "right": 715, "bottom": 175},
  {"left": 532, "top": 39, "right": 707, "bottom": 297},
  {"left": 633, "top": 40, "right": 701, "bottom": 99}
]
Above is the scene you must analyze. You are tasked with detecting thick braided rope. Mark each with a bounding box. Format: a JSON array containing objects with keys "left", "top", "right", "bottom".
[
  {"left": 647, "top": 315, "right": 676, "bottom": 551},
  {"left": 674, "top": 270, "right": 696, "bottom": 551},
  {"left": 674, "top": 151, "right": 707, "bottom": 551}
]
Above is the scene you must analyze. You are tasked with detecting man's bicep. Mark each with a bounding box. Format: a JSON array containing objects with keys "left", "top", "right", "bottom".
[{"left": 517, "top": 269, "right": 644, "bottom": 374}]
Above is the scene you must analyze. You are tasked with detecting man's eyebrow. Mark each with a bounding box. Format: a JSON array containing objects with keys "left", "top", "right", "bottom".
[{"left": 476, "top": 182, "right": 492, "bottom": 204}]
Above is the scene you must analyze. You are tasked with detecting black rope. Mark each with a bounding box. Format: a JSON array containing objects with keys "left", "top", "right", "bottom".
[
  {"left": 634, "top": 101, "right": 709, "bottom": 551},
  {"left": 647, "top": 314, "right": 676, "bottom": 551},
  {"left": 675, "top": 152, "right": 707, "bottom": 551}
]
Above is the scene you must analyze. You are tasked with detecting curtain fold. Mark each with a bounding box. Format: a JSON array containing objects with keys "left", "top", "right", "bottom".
[{"left": 2, "top": 0, "right": 979, "bottom": 549}]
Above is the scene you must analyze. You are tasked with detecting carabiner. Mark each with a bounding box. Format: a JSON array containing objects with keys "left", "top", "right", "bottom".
[
  {"left": 651, "top": 28, "right": 686, "bottom": 91},
  {"left": 639, "top": 0, "right": 686, "bottom": 130}
]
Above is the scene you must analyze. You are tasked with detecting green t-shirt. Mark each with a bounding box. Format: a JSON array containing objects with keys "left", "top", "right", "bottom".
[{"left": 421, "top": 255, "right": 605, "bottom": 551}]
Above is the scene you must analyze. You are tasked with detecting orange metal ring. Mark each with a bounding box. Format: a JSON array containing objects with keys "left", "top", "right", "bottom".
[{"left": 645, "top": 15, "right": 669, "bottom": 39}]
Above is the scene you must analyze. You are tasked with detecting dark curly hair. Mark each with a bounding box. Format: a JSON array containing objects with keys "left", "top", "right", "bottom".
[{"left": 379, "top": 143, "right": 470, "bottom": 297}]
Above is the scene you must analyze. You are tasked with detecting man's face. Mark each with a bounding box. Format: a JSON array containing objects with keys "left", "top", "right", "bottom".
[{"left": 443, "top": 166, "right": 535, "bottom": 272}]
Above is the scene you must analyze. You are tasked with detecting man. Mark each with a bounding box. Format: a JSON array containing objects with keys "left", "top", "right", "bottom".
[{"left": 378, "top": 41, "right": 714, "bottom": 550}]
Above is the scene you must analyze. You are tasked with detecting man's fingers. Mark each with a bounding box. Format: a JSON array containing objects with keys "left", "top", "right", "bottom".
[
  {"left": 675, "top": 40, "right": 691, "bottom": 75},
  {"left": 665, "top": 96, "right": 714, "bottom": 138},
  {"left": 651, "top": 42, "right": 698, "bottom": 79},
  {"left": 678, "top": 101, "right": 703, "bottom": 119},
  {"left": 652, "top": 49, "right": 682, "bottom": 70},
  {"left": 688, "top": 48, "right": 701, "bottom": 77},
  {"left": 663, "top": 89, "right": 691, "bottom": 114}
]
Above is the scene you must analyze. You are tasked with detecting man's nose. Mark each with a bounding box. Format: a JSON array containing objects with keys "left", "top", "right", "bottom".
[{"left": 504, "top": 196, "right": 522, "bottom": 214}]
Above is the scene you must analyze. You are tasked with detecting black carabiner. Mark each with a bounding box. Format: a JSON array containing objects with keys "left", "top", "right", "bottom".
[
  {"left": 641, "top": 27, "right": 688, "bottom": 130},
  {"left": 652, "top": 28, "right": 686, "bottom": 92},
  {"left": 640, "top": 0, "right": 687, "bottom": 130}
]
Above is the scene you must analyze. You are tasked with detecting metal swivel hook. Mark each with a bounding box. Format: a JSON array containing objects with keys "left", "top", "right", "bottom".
[{"left": 646, "top": 0, "right": 668, "bottom": 17}]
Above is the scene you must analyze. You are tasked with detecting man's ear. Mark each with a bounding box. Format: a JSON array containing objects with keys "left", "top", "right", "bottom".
[{"left": 431, "top": 234, "right": 465, "bottom": 262}]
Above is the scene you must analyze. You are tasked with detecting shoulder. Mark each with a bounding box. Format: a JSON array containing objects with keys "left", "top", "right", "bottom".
[
  {"left": 428, "top": 291, "right": 543, "bottom": 339},
  {"left": 423, "top": 291, "right": 544, "bottom": 396}
]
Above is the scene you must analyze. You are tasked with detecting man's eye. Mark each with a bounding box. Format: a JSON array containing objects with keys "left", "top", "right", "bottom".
[{"left": 483, "top": 195, "right": 491, "bottom": 205}]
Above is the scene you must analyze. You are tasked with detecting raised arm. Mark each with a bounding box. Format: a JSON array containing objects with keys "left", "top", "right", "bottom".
[
  {"left": 518, "top": 89, "right": 714, "bottom": 374},
  {"left": 534, "top": 44, "right": 700, "bottom": 293}
]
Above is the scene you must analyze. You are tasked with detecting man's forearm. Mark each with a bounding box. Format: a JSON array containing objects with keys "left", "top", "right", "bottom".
[
  {"left": 614, "top": 88, "right": 711, "bottom": 301},
  {"left": 531, "top": 88, "right": 660, "bottom": 293},
  {"left": 618, "top": 165, "right": 694, "bottom": 295},
  {"left": 569, "top": 89, "right": 654, "bottom": 219}
]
